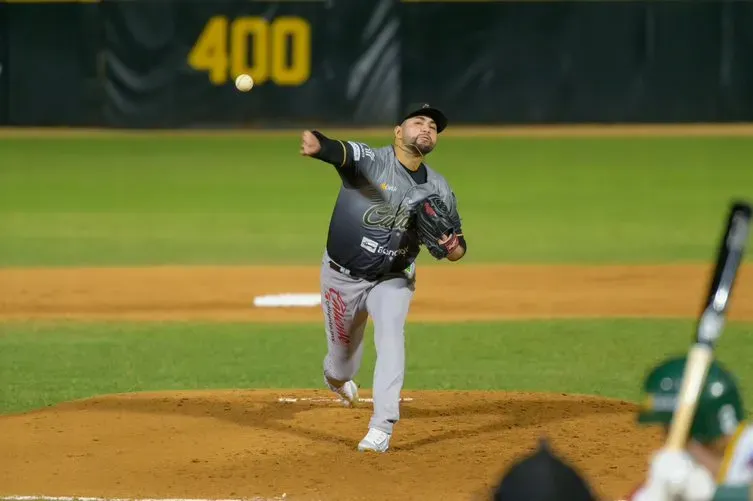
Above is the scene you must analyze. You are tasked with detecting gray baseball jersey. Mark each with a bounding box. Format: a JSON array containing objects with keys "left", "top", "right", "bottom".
[{"left": 325, "top": 141, "right": 463, "bottom": 279}]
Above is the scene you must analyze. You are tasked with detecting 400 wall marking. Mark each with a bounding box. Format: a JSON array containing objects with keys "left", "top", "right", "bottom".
[{"left": 188, "top": 15, "right": 311, "bottom": 87}]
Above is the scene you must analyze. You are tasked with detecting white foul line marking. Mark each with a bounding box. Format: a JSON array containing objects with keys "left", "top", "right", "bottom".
[{"left": 277, "top": 397, "right": 414, "bottom": 403}]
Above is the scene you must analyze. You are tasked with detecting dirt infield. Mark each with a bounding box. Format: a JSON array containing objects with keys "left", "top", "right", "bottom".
[
  {"left": 1, "top": 264, "right": 752, "bottom": 322},
  {"left": 1, "top": 263, "right": 752, "bottom": 501},
  {"left": 0, "top": 389, "right": 662, "bottom": 501}
]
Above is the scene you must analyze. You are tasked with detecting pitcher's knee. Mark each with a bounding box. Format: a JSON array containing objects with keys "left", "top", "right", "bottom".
[
  {"left": 373, "top": 326, "right": 406, "bottom": 352},
  {"left": 372, "top": 310, "right": 406, "bottom": 331}
]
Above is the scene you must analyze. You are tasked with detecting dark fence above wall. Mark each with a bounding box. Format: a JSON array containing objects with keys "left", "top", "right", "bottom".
[
  {"left": 0, "top": 2, "right": 7, "bottom": 125},
  {"left": 4, "top": 1, "right": 102, "bottom": 126},
  {"left": 401, "top": 1, "right": 753, "bottom": 124},
  {"left": 2, "top": 0, "right": 752, "bottom": 127}
]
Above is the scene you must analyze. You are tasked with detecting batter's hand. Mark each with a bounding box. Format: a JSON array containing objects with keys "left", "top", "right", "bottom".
[
  {"left": 300, "top": 130, "right": 321, "bottom": 156},
  {"left": 641, "top": 449, "right": 717, "bottom": 501}
]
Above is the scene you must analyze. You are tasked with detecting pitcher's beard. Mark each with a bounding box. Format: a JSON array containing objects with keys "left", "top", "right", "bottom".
[{"left": 409, "top": 137, "right": 434, "bottom": 156}]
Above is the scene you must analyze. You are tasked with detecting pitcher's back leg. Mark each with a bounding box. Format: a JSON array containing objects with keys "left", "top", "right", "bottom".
[{"left": 365, "top": 277, "right": 414, "bottom": 436}]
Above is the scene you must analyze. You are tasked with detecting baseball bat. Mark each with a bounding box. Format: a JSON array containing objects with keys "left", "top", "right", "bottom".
[{"left": 665, "top": 200, "right": 752, "bottom": 450}]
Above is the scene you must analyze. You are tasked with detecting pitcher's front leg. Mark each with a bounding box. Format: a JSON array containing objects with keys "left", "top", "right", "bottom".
[
  {"left": 320, "top": 266, "right": 369, "bottom": 407},
  {"left": 363, "top": 278, "right": 414, "bottom": 441}
]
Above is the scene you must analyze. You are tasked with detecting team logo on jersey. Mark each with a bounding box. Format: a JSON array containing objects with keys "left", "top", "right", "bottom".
[
  {"left": 363, "top": 202, "right": 412, "bottom": 231},
  {"left": 380, "top": 182, "right": 397, "bottom": 192}
]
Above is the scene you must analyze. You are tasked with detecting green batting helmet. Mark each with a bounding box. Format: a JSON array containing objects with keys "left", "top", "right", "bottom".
[{"left": 638, "top": 356, "right": 745, "bottom": 443}]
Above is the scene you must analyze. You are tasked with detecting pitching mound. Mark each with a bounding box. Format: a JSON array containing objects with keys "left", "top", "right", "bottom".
[{"left": 0, "top": 390, "right": 662, "bottom": 501}]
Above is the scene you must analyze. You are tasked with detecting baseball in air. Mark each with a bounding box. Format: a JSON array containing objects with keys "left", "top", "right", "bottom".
[{"left": 235, "top": 74, "right": 254, "bottom": 92}]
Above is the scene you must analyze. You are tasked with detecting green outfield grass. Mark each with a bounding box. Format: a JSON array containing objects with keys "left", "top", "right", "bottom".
[
  {"left": 1, "top": 135, "right": 752, "bottom": 266},
  {"left": 2, "top": 319, "right": 753, "bottom": 416},
  {"left": 2, "top": 132, "right": 753, "bottom": 426}
]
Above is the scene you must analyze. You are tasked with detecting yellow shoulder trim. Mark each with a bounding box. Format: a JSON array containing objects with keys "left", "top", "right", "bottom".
[
  {"left": 717, "top": 421, "right": 748, "bottom": 483},
  {"left": 337, "top": 140, "right": 347, "bottom": 168}
]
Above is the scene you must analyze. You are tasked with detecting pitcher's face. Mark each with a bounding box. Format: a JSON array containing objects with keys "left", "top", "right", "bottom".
[{"left": 397, "top": 115, "right": 438, "bottom": 154}]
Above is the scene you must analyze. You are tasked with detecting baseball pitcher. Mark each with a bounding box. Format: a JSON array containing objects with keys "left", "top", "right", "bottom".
[
  {"left": 299, "top": 103, "right": 467, "bottom": 452},
  {"left": 628, "top": 356, "right": 753, "bottom": 501}
]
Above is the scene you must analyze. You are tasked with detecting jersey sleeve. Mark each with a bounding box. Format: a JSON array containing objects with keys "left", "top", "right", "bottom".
[
  {"left": 343, "top": 141, "right": 378, "bottom": 176},
  {"left": 328, "top": 140, "right": 378, "bottom": 187},
  {"left": 309, "top": 132, "right": 377, "bottom": 185}
]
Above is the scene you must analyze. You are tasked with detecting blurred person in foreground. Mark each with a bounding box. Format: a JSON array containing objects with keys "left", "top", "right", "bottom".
[
  {"left": 491, "top": 438, "right": 598, "bottom": 501},
  {"left": 627, "top": 356, "right": 753, "bottom": 501}
]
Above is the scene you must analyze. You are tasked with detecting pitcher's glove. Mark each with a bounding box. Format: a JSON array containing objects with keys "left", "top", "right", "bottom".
[{"left": 416, "top": 194, "right": 461, "bottom": 260}]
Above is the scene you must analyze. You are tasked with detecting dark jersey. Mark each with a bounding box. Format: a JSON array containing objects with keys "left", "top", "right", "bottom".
[{"left": 325, "top": 141, "right": 463, "bottom": 278}]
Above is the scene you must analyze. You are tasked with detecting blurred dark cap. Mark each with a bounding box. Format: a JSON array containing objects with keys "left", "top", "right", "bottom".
[
  {"left": 493, "top": 438, "right": 597, "bottom": 501},
  {"left": 398, "top": 103, "right": 448, "bottom": 133}
]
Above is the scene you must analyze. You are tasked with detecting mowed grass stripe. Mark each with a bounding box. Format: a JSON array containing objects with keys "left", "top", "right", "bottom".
[
  {"left": 1, "top": 136, "right": 752, "bottom": 265},
  {"left": 1, "top": 319, "right": 752, "bottom": 415}
]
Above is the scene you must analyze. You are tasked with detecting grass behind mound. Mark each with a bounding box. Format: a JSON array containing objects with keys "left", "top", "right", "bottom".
[
  {"left": 1, "top": 135, "right": 752, "bottom": 266},
  {"left": 1, "top": 318, "right": 752, "bottom": 415}
]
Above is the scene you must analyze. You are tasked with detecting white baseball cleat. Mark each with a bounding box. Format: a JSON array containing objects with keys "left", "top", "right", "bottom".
[
  {"left": 333, "top": 380, "right": 359, "bottom": 407},
  {"left": 357, "top": 428, "right": 391, "bottom": 453}
]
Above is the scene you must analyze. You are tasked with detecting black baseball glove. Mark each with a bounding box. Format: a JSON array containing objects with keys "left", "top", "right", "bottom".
[{"left": 415, "top": 194, "right": 461, "bottom": 260}]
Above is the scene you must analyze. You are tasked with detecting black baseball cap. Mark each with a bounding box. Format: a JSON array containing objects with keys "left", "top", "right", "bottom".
[
  {"left": 398, "top": 103, "right": 448, "bottom": 133},
  {"left": 493, "top": 439, "right": 597, "bottom": 501}
]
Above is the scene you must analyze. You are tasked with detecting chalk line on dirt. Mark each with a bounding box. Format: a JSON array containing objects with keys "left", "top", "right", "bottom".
[{"left": 277, "top": 396, "right": 414, "bottom": 403}]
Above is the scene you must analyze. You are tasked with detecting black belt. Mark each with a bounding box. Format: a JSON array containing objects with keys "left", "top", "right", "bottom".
[
  {"left": 328, "top": 260, "right": 351, "bottom": 275},
  {"left": 328, "top": 260, "right": 379, "bottom": 281}
]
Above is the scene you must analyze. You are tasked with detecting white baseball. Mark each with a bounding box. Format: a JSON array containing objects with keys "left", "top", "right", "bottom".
[{"left": 235, "top": 74, "right": 254, "bottom": 92}]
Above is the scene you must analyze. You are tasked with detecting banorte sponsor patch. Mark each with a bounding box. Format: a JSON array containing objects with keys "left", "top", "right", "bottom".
[{"left": 324, "top": 288, "right": 349, "bottom": 345}]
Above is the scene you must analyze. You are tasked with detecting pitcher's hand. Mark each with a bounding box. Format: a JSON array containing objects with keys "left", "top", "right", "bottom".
[{"left": 300, "top": 130, "right": 322, "bottom": 156}]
